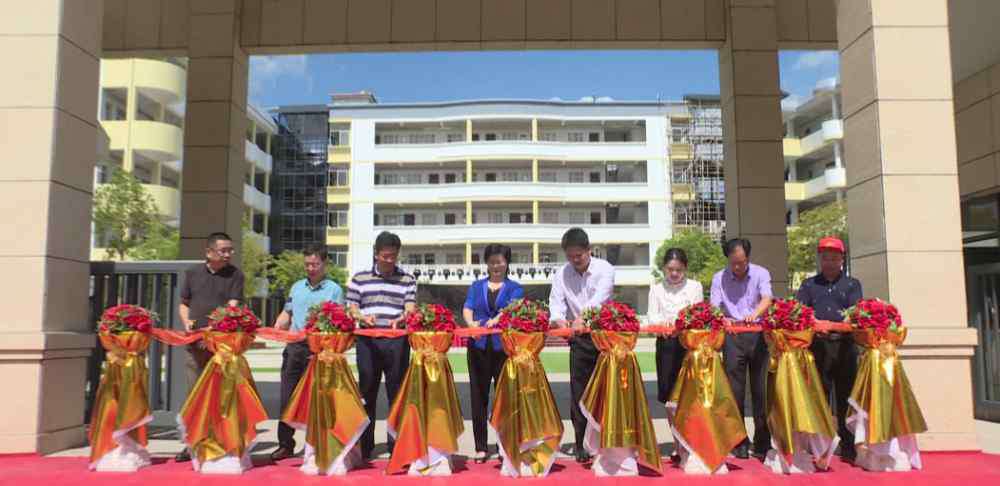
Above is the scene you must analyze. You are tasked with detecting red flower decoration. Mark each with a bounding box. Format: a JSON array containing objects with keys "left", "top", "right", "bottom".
[
  {"left": 761, "top": 298, "right": 815, "bottom": 331},
  {"left": 97, "top": 304, "right": 157, "bottom": 334},
  {"left": 404, "top": 304, "right": 457, "bottom": 332},
  {"left": 496, "top": 299, "right": 551, "bottom": 333},
  {"left": 207, "top": 305, "right": 260, "bottom": 334},
  {"left": 846, "top": 298, "right": 903, "bottom": 337},
  {"left": 303, "top": 301, "right": 359, "bottom": 333},
  {"left": 582, "top": 301, "right": 640, "bottom": 332},
  {"left": 674, "top": 302, "right": 726, "bottom": 331}
]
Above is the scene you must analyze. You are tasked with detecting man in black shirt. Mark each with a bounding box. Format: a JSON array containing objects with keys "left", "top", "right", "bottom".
[
  {"left": 174, "top": 232, "right": 245, "bottom": 462},
  {"left": 795, "top": 236, "right": 862, "bottom": 462}
]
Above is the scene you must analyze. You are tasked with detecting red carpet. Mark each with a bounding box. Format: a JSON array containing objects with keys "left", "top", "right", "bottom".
[{"left": 2, "top": 453, "right": 999, "bottom": 485}]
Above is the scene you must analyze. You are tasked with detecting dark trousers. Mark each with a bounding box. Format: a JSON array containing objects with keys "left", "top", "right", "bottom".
[
  {"left": 184, "top": 343, "right": 213, "bottom": 393},
  {"left": 569, "top": 334, "right": 600, "bottom": 450},
  {"left": 278, "top": 341, "right": 313, "bottom": 449},
  {"left": 723, "top": 332, "right": 770, "bottom": 453},
  {"left": 356, "top": 335, "right": 410, "bottom": 458},
  {"left": 811, "top": 336, "right": 859, "bottom": 454},
  {"left": 654, "top": 336, "right": 686, "bottom": 404},
  {"left": 467, "top": 340, "right": 507, "bottom": 452}
]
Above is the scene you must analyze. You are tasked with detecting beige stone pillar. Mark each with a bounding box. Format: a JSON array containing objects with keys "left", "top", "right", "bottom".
[
  {"left": 180, "top": 1, "right": 248, "bottom": 257},
  {"left": 838, "top": 0, "right": 978, "bottom": 450},
  {"left": 719, "top": 1, "right": 789, "bottom": 294},
  {"left": 0, "top": 1, "right": 102, "bottom": 453}
]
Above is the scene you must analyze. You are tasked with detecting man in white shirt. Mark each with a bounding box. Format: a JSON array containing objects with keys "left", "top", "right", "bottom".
[{"left": 548, "top": 228, "right": 615, "bottom": 463}]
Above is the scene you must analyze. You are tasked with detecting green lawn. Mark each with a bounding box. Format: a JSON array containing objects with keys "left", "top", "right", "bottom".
[{"left": 253, "top": 352, "right": 656, "bottom": 375}]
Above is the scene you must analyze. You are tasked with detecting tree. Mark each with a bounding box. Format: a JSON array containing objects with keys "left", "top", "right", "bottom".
[
  {"left": 652, "top": 229, "right": 727, "bottom": 294},
  {"left": 241, "top": 220, "right": 271, "bottom": 301},
  {"left": 268, "top": 250, "right": 349, "bottom": 296},
  {"left": 92, "top": 169, "right": 160, "bottom": 260},
  {"left": 127, "top": 218, "right": 179, "bottom": 260},
  {"left": 787, "top": 200, "right": 848, "bottom": 290}
]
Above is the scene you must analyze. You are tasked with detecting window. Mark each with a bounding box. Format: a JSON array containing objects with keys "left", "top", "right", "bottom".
[
  {"left": 589, "top": 132, "right": 601, "bottom": 142},
  {"left": 485, "top": 173, "right": 497, "bottom": 182},
  {"left": 329, "top": 251, "right": 348, "bottom": 267},
  {"left": 328, "top": 166, "right": 349, "bottom": 187},
  {"left": 407, "top": 254, "right": 422, "bottom": 265},
  {"left": 589, "top": 172, "right": 601, "bottom": 183},
  {"left": 446, "top": 253, "right": 463, "bottom": 264},
  {"left": 407, "top": 133, "right": 435, "bottom": 144},
  {"left": 472, "top": 133, "right": 480, "bottom": 141},
  {"left": 539, "top": 132, "right": 557, "bottom": 142},
  {"left": 485, "top": 133, "right": 497, "bottom": 141},
  {"left": 444, "top": 213, "right": 457, "bottom": 225},
  {"left": 590, "top": 212, "right": 602, "bottom": 224},
  {"left": 328, "top": 210, "right": 349, "bottom": 228},
  {"left": 446, "top": 133, "right": 464, "bottom": 143},
  {"left": 540, "top": 253, "right": 555, "bottom": 263},
  {"left": 487, "top": 212, "right": 504, "bottom": 224},
  {"left": 329, "top": 129, "right": 350, "bottom": 146},
  {"left": 502, "top": 171, "right": 521, "bottom": 182},
  {"left": 421, "top": 213, "right": 437, "bottom": 226},
  {"left": 381, "top": 173, "right": 400, "bottom": 185},
  {"left": 428, "top": 173, "right": 440, "bottom": 184},
  {"left": 569, "top": 171, "right": 584, "bottom": 183},
  {"left": 542, "top": 211, "right": 559, "bottom": 224},
  {"left": 569, "top": 212, "right": 586, "bottom": 224},
  {"left": 424, "top": 254, "right": 436, "bottom": 265},
  {"left": 379, "top": 134, "right": 401, "bottom": 144},
  {"left": 445, "top": 173, "right": 457, "bottom": 184},
  {"left": 501, "top": 132, "right": 523, "bottom": 141},
  {"left": 472, "top": 254, "right": 481, "bottom": 264},
  {"left": 382, "top": 214, "right": 400, "bottom": 226},
  {"left": 539, "top": 171, "right": 557, "bottom": 183},
  {"left": 403, "top": 214, "right": 416, "bottom": 226},
  {"left": 510, "top": 213, "right": 522, "bottom": 224},
  {"left": 568, "top": 132, "right": 585, "bottom": 142}
]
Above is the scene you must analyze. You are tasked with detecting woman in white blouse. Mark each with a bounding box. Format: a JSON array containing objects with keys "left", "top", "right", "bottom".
[{"left": 646, "top": 248, "right": 703, "bottom": 407}]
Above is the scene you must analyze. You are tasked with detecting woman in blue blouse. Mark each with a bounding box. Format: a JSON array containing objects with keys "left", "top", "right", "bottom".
[{"left": 463, "top": 243, "right": 524, "bottom": 464}]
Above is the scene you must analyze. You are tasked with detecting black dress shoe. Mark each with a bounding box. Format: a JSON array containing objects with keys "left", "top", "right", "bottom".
[
  {"left": 751, "top": 448, "right": 768, "bottom": 461},
  {"left": 174, "top": 449, "right": 191, "bottom": 462},
  {"left": 270, "top": 446, "right": 294, "bottom": 462},
  {"left": 575, "top": 448, "right": 592, "bottom": 463},
  {"left": 840, "top": 446, "right": 857, "bottom": 463},
  {"left": 732, "top": 444, "right": 749, "bottom": 459}
]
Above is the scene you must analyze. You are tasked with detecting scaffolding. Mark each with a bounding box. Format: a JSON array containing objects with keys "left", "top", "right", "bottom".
[{"left": 670, "top": 95, "right": 726, "bottom": 238}]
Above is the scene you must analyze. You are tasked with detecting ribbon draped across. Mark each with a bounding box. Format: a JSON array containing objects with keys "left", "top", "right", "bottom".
[
  {"left": 580, "top": 331, "right": 662, "bottom": 474},
  {"left": 178, "top": 331, "right": 268, "bottom": 465},
  {"left": 848, "top": 328, "right": 927, "bottom": 444},
  {"left": 490, "top": 331, "right": 563, "bottom": 476},
  {"left": 386, "top": 332, "right": 465, "bottom": 475},
  {"left": 281, "top": 332, "right": 368, "bottom": 474},
  {"left": 88, "top": 331, "right": 152, "bottom": 468},
  {"left": 666, "top": 329, "right": 746, "bottom": 472},
  {"left": 764, "top": 329, "right": 838, "bottom": 467}
]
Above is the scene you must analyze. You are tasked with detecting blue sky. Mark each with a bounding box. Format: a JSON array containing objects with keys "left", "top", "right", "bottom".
[{"left": 249, "top": 49, "right": 839, "bottom": 108}]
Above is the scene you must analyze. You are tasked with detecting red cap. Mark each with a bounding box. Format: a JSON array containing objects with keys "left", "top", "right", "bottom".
[{"left": 817, "top": 237, "right": 845, "bottom": 254}]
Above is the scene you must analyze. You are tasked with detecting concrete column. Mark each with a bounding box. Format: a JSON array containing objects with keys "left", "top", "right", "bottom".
[
  {"left": 466, "top": 119, "right": 472, "bottom": 142},
  {"left": 532, "top": 158, "right": 539, "bottom": 182},
  {"left": 533, "top": 242, "right": 540, "bottom": 264},
  {"left": 838, "top": 0, "right": 978, "bottom": 450},
  {"left": 0, "top": 0, "right": 102, "bottom": 453},
  {"left": 466, "top": 159, "right": 473, "bottom": 183},
  {"left": 531, "top": 118, "right": 538, "bottom": 141},
  {"left": 465, "top": 242, "right": 472, "bottom": 265},
  {"left": 466, "top": 201, "right": 473, "bottom": 225},
  {"left": 180, "top": 1, "right": 248, "bottom": 257},
  {"left": 719, "top": 1, "right": 789, "bottom": 294},
  {"left": 532, "top": 200, "right": 539, "bottom": 224}
]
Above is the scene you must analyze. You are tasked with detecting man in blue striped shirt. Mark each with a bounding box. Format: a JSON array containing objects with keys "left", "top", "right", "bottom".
[{"left": 346, "top": 231, "right": 417, "bottom": 460}]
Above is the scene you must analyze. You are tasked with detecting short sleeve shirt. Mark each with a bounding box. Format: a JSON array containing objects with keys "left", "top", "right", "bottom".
[
  {"left": 284, "top": 278, "right": 346, "bottom": 331},
  {"left": 180, "top": 263, "right": 245, "bottom": 328}
]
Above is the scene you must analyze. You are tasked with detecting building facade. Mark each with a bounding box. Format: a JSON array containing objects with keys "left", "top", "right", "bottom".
[
  {"left": 783, "top": 78, "right": 846, "bottom": 223},
  {"left": 92, "top": 58, "right": 275, "bottom": 260}
]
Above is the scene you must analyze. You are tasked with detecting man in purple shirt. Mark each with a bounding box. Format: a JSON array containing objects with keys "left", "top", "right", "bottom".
[{"left": 710, "top": 238, "right": 773, "bottom": 460}]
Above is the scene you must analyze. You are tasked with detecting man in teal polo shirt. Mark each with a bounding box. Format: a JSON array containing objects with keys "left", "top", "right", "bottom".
[{"left": 269, "top": 245, "right": 344, "bottom": 461}]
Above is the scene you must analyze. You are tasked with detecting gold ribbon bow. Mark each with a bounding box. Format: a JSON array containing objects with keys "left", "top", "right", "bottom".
[
  {"left": 848, "top": 328, "right": 928, "bottom": 444},
  {"left": 88, "top": 331, "right": 152, "bottom": 467}
]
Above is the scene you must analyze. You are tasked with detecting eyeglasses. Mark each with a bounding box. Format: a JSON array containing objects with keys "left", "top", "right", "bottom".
[{"left": 212, "top": 248, "right": 236, "bottom": 255}]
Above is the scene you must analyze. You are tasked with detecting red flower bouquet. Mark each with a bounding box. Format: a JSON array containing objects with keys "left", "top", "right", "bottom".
[
  {"left": 761, "top": 298, "right": 815, "bottom": 331},
  {"left": 582, "top": 301, "right": 641, "bottom": 332},
  {"left": 404, "top": 303, "right": 457, "bottom": 332},
  {"left": 497, "top": 299, "right": 551, "bottom": 333},
  {"left": 97, "top": 304, "right": 156, "bottom": 334},
  {"left": 304, "top": 301, "right": 360, "bottom": 333},
  {"left": 207, "top": 305, "right": 260, "bottom": 333},
  {"left": 674, "top": 302, "right": 726, "bottom": 332},
  {"left": 846, "top": 298, "right": 902, "bottom": 336}
]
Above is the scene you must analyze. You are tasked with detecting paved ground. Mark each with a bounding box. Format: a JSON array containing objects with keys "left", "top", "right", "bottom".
[{"left": 53, "top": 340, "right": 1000, "bottom": 459}]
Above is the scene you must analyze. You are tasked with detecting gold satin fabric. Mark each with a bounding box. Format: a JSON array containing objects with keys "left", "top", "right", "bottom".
[
  {"left": 490, "top": 331, "right": 563, "bottom": 475},
  {"left": 764, "top": 329, "right": 837, "bottom": 462},
  {"left": 386, "top": 332, "right": 464, "bottom": 474},
  {"left": 848, "top": 328, "right": 928, "bottom": 444},
  {"left": 580, "top": 331, "right": 662, "bottom": 474},
  {"left": 179, "top": 331, "right": 268, "bottom": 464},
  {"left": 669, "top": 330, "right": 746, "bottom": 471},
  {"left": 88, "top": 331, "right": 151, "bottom": 465},
  {"left": 281, "top": 332, "right": 367, "bottom": 472}
]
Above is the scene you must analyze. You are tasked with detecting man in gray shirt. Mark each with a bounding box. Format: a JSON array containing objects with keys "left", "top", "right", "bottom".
[{"left": 548, "top": 228, "right": 615, "bottom": 464}]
